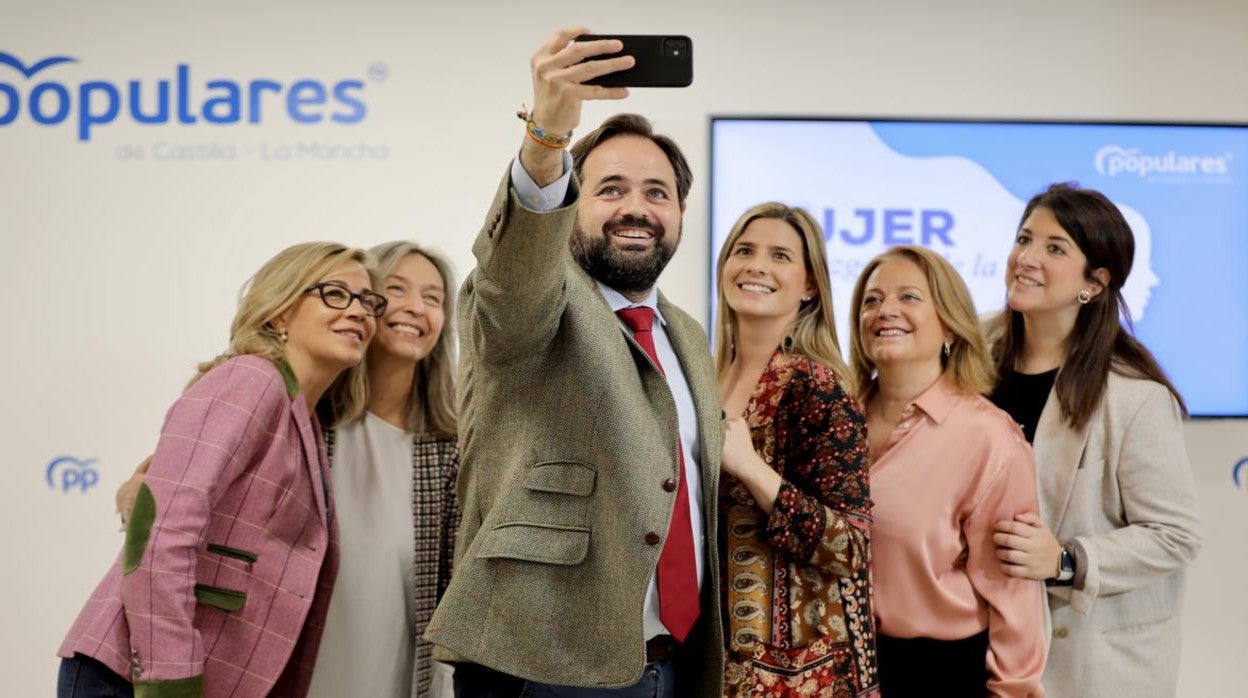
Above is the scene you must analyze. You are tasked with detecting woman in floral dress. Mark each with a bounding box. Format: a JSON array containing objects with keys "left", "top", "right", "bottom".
[{"left": 714, "top": 202, "right": 879, "bottom": 697}]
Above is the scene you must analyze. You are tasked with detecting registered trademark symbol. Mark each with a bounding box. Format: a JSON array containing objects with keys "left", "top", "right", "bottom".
[{"left": 367, "top": 62, "right": 389, "bottom": 83}]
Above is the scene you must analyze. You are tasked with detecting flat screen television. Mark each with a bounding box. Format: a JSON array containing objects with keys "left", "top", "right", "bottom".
[{"left": 710, "top": 117, "right": 1248, "bottom": 417}]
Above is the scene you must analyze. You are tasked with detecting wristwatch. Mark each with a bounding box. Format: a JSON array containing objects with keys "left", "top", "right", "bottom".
[{"left": 1049, "top": 543, "right": 1075, "bottom": 586}]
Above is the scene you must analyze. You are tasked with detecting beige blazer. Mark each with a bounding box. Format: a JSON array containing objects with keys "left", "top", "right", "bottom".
[
  {"left": 1033, "top": 371, "right": 1201, "bottom": 697},
  {"left": 424, "top": 172, "right": 725, "bottom": 695}
]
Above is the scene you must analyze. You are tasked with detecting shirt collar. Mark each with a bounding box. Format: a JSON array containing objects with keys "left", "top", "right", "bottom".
[
  {"left": 910, "top": 374, "right": 960, "bottom": 425},
  {"left": 597, "top": 281, "right": 668, "bottom": 327}
]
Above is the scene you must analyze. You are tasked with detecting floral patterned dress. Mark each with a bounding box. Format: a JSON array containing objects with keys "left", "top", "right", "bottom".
[{"left": 721, "top": 351, "right": 880, "bottom": 697}]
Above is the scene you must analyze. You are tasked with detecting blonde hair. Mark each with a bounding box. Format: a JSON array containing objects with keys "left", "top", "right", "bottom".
[
  {"left": 193, "top": 242, "right": 377, "bottom": 423},
  {"left": 848, "top": 245, "right": 995, "bottom": 398},
  {"left": 365, "top": 241, "right": 459, "bottom": 437},
  {"left": 713, "top": 202, "right": 852, "bottom": 392}
]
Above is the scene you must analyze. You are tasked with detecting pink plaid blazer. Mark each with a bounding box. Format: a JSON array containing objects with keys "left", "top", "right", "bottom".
[{"left": 59, "top": 355, "right": 340, "bottom": 698}]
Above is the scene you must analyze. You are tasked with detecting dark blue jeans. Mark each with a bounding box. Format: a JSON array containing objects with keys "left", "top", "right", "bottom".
[
  {"left": 454, "top": 661, "right": 677, "bottom": 698},
  {"left": 58, "top": 654, "right": 134, "bottom": 698}
]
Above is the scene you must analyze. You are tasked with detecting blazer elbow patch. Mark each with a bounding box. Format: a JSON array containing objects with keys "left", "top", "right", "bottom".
[
  {"left": 476, "top": 522, "right": 591, "bottom": 565},
  {"left": 123, "top": 482, "right": 157, "bottom": 574},
  {"left": 524, "top": 461, "right": 597, "bottom": 497},
  {"left": 194, "top": 583, "right": 247, "bottom": 611}
]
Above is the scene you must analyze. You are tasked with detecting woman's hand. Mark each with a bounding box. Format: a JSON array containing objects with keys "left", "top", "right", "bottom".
[
  {"left": 115, "top": 455, "right": 152, "bottom": 526},
  {"left": 721, "top": 417, "right": 782, "bottom": 514},
  {"left": 720, "top": 417, "right": 760, "bottom": 480},
  {"left": 993, "top": 512, "right": 1062, "bottom": 580}
]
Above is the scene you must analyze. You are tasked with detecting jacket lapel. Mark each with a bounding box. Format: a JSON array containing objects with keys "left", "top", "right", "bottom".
[
  {"left": 658, "top": 293, "right": 723, "bottom": 509},
  {"left": 1033, "top": 386, "right": 1089, "bottom": 528},
  {"left": 290, "top": 397, "right": 331, "bottom": 525}
]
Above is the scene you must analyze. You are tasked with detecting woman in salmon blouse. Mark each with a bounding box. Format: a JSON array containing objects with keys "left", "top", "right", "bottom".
[{"left": 847, "top": 245, "right": 1046, "bottom": 697}]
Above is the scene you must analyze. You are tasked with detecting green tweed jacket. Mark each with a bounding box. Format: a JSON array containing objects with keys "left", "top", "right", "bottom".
[{"left": 424, "top": 171, "right": 724, "bottom": 695}]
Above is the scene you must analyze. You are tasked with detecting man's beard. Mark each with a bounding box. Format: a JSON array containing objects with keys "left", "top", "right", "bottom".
[{"left": 570, "top": 214, "right": 679, "bottom": 296}]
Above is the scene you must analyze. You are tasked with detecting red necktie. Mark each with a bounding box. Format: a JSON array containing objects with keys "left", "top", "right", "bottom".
[{"left": 615, "top": 306, "right": 700, "bottom": 643}]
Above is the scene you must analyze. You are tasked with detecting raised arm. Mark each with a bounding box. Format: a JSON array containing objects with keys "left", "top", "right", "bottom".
[{"left": 463, "top": 28, "right": 633, "bottom": 365}]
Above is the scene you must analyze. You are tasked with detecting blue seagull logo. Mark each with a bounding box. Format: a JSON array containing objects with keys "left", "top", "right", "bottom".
[
  {"left": 46, "top": 455, "right": 96, "bottom": 488},
  {"left": 0, "top": 51, "right": 78, "bottom": 78}
]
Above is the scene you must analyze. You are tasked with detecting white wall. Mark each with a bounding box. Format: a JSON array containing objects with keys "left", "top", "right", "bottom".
[{"left": 3, "top": 1, "right": 1245, "bottom": 694}]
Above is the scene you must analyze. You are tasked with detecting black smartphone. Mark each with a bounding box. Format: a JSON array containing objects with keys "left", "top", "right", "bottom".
[{"left": 574, "top": 34, "right": 693, "bottom": 88}]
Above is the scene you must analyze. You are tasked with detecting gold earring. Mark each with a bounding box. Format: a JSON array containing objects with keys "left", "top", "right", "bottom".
[
  {"left": 942, "top": 341, "right": 951, "bottom": 357},
  {"left": 1078, "top": 289, "right": 1092, "bottom": 304}
]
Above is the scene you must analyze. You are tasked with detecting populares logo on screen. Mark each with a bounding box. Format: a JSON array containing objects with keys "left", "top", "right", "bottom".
[
  {"left": 0, "top": 51, "right": 373, "bottom": 141},
  {"left": 1095, "top": 144, "right": 1233, "bottom": 179}
]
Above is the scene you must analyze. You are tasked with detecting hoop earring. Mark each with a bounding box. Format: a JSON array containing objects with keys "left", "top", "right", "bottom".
[
  {"left": 1078, "top": 289, "right": 1092, "bottom": 304},
  {"left": 783, "top": 335, "right": 795, "bottom": 352}
]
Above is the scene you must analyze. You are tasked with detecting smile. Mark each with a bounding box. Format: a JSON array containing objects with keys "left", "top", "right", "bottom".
[
  {"left": 612, "top": 229, "right": 654, "bottom": 240},
  {"left": 874, "top": 328, "right": 909, "bottom": 337},
  {"left": 1015, "top": 275, "right": 1043, "bottom": 287},
  {"left": 389, "top": 322, "right": 425, "bottom": 338},
  {"left": 334, "top": 328, "right": 364, "bottom": 342},
  {"left": 738, "top": 282, "right": 774, "bottom": 294}
]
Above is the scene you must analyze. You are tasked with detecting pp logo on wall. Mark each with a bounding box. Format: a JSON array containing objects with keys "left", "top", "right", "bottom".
[
  {"left": 46, "top": 455, "right": 100, "bottom": 493},
  {"left": 1, "top": 50, "right": 380, "bottom": 150}
]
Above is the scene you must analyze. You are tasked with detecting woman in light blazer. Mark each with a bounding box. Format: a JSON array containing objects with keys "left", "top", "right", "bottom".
[
  {"left": 59, "top": 243, "right": 383, "bottom": 698},
  {"left": 989, "top": 183, "right": 1201, "bottom": 697}
]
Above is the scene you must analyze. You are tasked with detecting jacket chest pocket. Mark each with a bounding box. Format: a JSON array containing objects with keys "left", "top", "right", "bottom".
[{"left": 476, "top": 461, "right": 596, "bottom": 566}]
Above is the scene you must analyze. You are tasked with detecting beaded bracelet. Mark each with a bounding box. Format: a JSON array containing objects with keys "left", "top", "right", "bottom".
[{"left": 517, "top": 106, "right": 572, "bottom": 149}]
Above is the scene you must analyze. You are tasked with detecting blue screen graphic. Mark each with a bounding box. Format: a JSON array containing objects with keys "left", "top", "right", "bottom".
[{"left": 710, "top": 118, "right": 1248, "bottom": 417}]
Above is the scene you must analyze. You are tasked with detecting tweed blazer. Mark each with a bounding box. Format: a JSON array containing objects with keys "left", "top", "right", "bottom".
[
  {"left": 424, "top": 172, "right": 725, "bottom": 695},
  {"left": 1031, "top": 371, "right": 1201, "bottom": 697},
  {"left": 59, "top": 355, "right": 340, "bottom": 698}
]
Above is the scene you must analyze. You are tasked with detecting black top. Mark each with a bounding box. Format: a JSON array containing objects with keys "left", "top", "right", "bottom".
[{"left": 990, "top": 368, "right": 1059, "bottom": 444}]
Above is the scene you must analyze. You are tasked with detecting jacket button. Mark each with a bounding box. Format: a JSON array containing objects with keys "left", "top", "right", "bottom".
[
  {"left": 1054, "top": 627, "right": 1069, "bottom": 639},
  {"left": 662, "top": 478, "right": 677, "bottom": 492},
  {"left": 645, "top": 532, "right": 661, "bottom": 545}
]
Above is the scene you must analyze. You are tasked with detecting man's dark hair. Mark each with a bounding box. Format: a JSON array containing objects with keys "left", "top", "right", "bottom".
[{"left": 570, "top": 113, "right": 693, "bottom": 207}]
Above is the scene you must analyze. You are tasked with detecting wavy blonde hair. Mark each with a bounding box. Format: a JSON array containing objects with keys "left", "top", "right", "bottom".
[
  {"left": 364, "top": 241, "right": 459, "bottom": 437},
  {"left": 193, "top": 242, "right": 377, "bottom": 424},
  {"left": 713, "top": 202, "right": 852, "bottom": 392},
  {"left": 848, "top": 245, "right": 995, "bottom": 398}
]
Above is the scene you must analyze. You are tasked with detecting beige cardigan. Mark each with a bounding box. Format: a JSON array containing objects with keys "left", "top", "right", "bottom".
[{"left": 1032, "top": 371, "right": 1201, "bottom": 697}]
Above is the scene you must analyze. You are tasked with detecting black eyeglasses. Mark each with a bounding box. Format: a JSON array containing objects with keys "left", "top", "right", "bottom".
[{"left": 304, "top": 282, "right": 388, "bottom": 317}]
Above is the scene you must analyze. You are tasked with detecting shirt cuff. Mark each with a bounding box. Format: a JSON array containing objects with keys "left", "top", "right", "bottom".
[{"left": 509, "top": 150, "right": 573, "bottom": 212}]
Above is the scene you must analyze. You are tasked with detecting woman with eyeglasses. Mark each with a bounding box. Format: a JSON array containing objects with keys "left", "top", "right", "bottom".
[
  {"left": 307, "top": 242, "right": 461, "bottom": 698},
  {"left": 58, "top": 242, "right": 382, "bottom": 698},
  {"left": 114, "top": 242, "right": 462, "bottom": 697}
]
